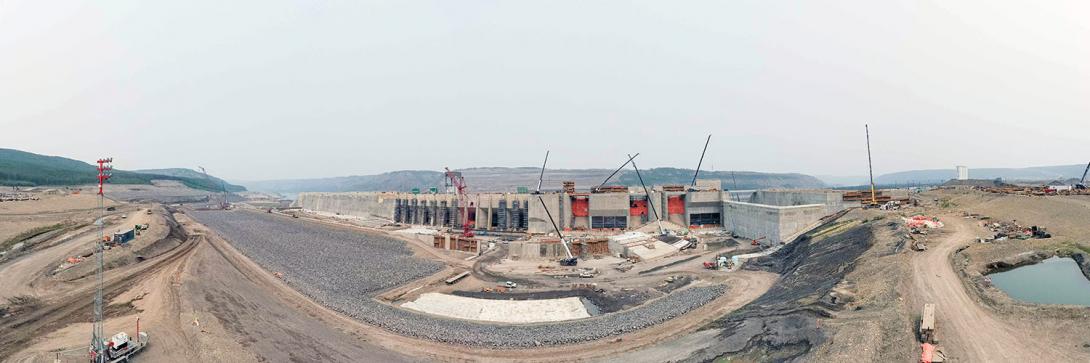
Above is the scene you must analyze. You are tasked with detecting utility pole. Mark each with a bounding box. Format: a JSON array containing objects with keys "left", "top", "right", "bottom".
[
  {"left": 91, "top": 158, "right": 112, "bottom": 363},
  {"left": 865, "top": 125, "right": 877, "bottom": 206}
]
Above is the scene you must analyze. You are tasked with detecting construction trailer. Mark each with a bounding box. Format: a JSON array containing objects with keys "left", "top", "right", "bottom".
[{"left": 112, "top": 228, "right": 135, "bottom": 244}]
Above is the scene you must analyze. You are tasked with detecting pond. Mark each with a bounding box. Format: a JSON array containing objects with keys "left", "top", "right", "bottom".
[{"left": 989, "top": 257, "right": 1090, "bottom": 306}]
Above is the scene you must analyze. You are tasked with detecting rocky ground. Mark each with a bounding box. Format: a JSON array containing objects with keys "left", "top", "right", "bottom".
[{"left": 188, "top": 209, "right": 729, "bottom": 348}]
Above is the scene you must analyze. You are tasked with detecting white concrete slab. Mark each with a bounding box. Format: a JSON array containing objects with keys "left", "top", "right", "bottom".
[{"left": 401, "top": 292, "right": 591, "bottom": 323}]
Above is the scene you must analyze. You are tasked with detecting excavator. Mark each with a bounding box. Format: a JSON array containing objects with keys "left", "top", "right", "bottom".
[
  {"left": 1076, "top": 161, "right": 1089, "bottom": 190},
  {"left": 750, "top": 236, "right": 766, "bottom": 246}
]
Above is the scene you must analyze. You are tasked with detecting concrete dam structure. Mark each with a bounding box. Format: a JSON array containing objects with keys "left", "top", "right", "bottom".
[{"left": 294, "top": 181, "right": 858, "bottom": 244}]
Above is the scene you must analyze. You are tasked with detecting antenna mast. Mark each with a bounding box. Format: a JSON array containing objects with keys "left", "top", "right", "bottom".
[{"left": 91, "top": 157, "right": 112, "bottom": 363}]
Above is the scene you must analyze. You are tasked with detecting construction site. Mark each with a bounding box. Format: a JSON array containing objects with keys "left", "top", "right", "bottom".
[{"left": 2, "top": 135, "right": 1090, "bottom": 363}]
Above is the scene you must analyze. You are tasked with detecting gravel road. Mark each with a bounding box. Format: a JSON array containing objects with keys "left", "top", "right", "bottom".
[{"left": 189, "top": 210, "right": 725, "bottom": 347}]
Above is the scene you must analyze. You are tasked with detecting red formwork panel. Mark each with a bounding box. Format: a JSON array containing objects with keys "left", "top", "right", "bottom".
[
  {"left": 572, "top": 197, "right": 590, "bottom": 217},
  {"left": 629, "top": 200, "right": 648, "bottom": 216},
  {"left": 667, "top": 195, "right": 685, "bottom": 215}
]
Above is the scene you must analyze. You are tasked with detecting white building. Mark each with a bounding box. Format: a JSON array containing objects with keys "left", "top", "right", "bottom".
[{"left": 956, "top": 166, "right": 969, "bottom": 180}]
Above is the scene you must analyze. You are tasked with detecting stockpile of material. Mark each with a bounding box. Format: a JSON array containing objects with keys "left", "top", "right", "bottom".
[
  {"left": 190, "top": 210, "right": 727, "bottom": 347},
  {"left": 189, "top": 210, "right": 443, "bottom": 296}
]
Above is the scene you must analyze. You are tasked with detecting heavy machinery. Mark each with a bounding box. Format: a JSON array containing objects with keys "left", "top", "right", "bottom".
[
  {"left": 1077, "top": 161, "right": 1090, "bottom": 190},
  {"left": 750, "top": 236, "right": 766, "bottom": 246},
  {"left": 627, "top": 153, "right": 666, "bottom": 237},
  {"left": 703, "top": 255, "right": 731, "bottom": 270},
  {"left": 444, "top": 167, "right": 474, "bottom": 237},
  {"left": 94, "top": 327, "right": 149, "bottom": 362},
  {"left": 534, "top": 151, "right": 577, "bottom": 266}
]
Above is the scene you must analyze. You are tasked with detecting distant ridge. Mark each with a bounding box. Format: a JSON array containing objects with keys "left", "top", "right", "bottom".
[
  {"left": 0, "top": 148, "right": 245, "bottom": 192},
  {"left": 239, "top": 167, "right": 825, "bottom": 194},
  {"left": 876, "top": 164, "right": 1090, "bottom": 185}
]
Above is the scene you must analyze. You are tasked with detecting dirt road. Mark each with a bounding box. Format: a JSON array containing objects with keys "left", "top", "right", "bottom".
[{"left": 910, "top": 216, "right": 1079, "bottom": 361}]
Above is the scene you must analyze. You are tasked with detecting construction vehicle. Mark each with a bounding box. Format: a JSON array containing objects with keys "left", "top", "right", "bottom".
[
  {"left": 90, "top": 318, "right": 149, "bottom": 362},
  {"left": 703, "top": 255, "right": 731, "bottom": 270},
  {"left": 918, "top": 303, "right": 947, "bottom": 363},
  {"left": 750, "top": 236, "right": 766, "bottom": 246},
  {"left": 534, "top": 151, "right": 578, "bottom": 266},
  {"left": 1077, "top": 161, "right": 1090, "bottom": 190},
  {"left": 444, "top": 167, "right": 474, "bottom": 238}
]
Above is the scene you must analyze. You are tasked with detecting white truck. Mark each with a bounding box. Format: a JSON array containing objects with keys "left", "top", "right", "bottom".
[{"left": 92, "top": 331, "right": 149, "bottom": 362}]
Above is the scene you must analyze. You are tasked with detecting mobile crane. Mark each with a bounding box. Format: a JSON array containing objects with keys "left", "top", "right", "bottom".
[{"left": 534, "top": 151, "right": 577, "bottom": 266}]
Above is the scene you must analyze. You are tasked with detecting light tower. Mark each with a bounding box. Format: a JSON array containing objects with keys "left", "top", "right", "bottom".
[{"left": 91, "top": 158, "right": 112, "bottom": 363}]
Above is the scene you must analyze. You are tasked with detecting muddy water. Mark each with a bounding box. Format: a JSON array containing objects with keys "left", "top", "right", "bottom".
[{"left": 989, "top": 257, "right": 1090, "bottom": 306}]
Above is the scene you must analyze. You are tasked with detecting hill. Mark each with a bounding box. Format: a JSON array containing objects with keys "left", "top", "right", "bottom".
[
  {"left": 135, "top": 168, "right": 246, "bottom": 192},
  {"left": 240, "top": 167, "right": 825, "bottom": 194},
  {"left": 876, "top": 164, "right": 1090, "bottom": 185},
  {"left": 0, "top": 148, "right": 246, "bottom": 192}
]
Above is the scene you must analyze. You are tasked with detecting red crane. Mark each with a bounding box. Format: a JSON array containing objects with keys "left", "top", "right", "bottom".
[{"left": 445, "top": 167, "right": 474, "bottom": 237}]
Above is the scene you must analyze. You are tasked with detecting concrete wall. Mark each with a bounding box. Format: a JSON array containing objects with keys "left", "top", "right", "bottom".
[
  {"left": 748, "top": 190, "right": 846, "bottom": 215},
  {"left": 723, "top": 201, "right": 825, "bottom": 243},
  {"left": 296, "top": 189, "right": 841, "bottom": 240},
  {"left": 294, "top": 192, "right": 398, "bottom": 218},
  {"left": 528, "top": 193, "right": 562, "bottom": 234},
  {"left": 588, "top": 193, "right": 628, "bottom": 215}
]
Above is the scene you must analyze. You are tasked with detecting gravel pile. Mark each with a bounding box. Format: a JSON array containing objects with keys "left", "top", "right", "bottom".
[{"left": 189, "top": 210, "right": 726, "bottom": 348}]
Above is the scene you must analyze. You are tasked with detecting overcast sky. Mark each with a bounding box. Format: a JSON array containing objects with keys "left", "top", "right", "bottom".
[{"left": 1, "top": 1, "right": 1087, "bottom": 181}]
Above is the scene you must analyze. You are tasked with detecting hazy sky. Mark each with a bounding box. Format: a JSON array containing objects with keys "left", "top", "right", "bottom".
[{"left": 1, "top": 1, "right": 1087, "bottom": 181}]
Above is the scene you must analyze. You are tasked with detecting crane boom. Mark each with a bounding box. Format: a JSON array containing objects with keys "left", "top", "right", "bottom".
[
  {"left": 865, "top": 125, "right": 877, "bottom": 205},
  {"left": 1081, "top": 161, "right": 1090, "bottom": 184},
  {"left": 1077, "top": 161, "right": 1090, "bottom": 190},
  {"left": 594, "top": 153, "right": 639, "bottom": 192},
  {"left": 628, "top": 154, "right": 664, "bottom": 236},
  {"left": 690, "top": 134, "right": 711, "bottom": 189},
  {"left": 534, "top": 151, "right": 576, "bottom": 264}
]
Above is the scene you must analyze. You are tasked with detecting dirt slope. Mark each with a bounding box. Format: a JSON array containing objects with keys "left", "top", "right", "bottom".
[{"left": 909, "top": 215, "right": 1084, "bottom": 361}]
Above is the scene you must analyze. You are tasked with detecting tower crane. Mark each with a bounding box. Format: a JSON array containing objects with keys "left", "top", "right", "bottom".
[{"left": 444, "top": 168, "right": 474, "bottom": 237}]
